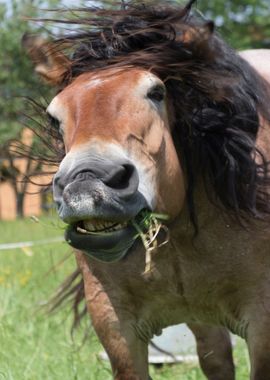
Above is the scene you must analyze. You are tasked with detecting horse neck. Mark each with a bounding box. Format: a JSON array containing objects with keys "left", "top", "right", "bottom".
[{"left": 172, "top": 179, "right": 225, "bottom": 238}]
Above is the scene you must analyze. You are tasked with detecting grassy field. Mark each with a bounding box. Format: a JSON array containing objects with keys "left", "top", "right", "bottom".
[{"left": 0, "top": 216, "right": 250, "bottom": 379}]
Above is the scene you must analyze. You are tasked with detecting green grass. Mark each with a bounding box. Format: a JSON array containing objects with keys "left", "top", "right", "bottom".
[{"left": 0, "top": 216, "right": 249, "bottom": 379}]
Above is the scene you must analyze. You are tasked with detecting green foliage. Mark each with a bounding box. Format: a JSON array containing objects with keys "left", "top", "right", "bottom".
[
  {"left": 195, "top": 0, "right": 270, "bottom": 49},
  {"left": 0, "top": 0, "right": 53, "bottom": 144}
]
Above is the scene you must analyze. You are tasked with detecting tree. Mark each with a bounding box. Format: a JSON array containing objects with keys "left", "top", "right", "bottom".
[{"left": 0, "top": 0, "right": 55, "bottom": 218}]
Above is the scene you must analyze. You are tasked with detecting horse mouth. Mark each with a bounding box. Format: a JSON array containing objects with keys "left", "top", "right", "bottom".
[
  {"left": 65, "top": 213, "right": 144, "bottom": 263},
  {"left": 76, "top": 219, "right": 129, "bottom": 235}
]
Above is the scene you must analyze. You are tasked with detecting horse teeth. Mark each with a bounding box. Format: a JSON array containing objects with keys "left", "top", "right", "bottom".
[
  {"left": 77, "top": 226, "right": 89, "bottom": 234},
  {"left": 83, "top": 222, "right": 94, "bottom": 231},
  {"left": 81, "top": 220, "right": 128, "bottom": 233}
]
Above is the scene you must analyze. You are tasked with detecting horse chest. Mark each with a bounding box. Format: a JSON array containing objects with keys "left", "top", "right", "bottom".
[
  {"left": 85, "top": 243, "right": 221, "bottom": 335},
  {"left": 80, "top": 218, "right": 270, "bottom": 342}
]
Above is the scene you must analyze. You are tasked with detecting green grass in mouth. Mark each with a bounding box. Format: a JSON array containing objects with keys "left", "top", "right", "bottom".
[{"left": 131, "top": 210, "right": 170, "bottom": 274}]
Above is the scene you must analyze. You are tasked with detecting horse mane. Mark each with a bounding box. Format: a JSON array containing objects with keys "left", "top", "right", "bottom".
[{"left": 40, "top": 0, "right": 270, "bottom": 227}]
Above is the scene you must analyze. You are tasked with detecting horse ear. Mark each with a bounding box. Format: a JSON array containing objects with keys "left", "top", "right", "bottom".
[
  {"left": 22, "top": 33, "right": 70, "bottom": 86},
  {"left": 179, "top": 21, "right": 215, "bottom": 45}
]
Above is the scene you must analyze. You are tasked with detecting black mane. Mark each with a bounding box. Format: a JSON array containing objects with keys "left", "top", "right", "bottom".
[{"left": 44, "top": 0, "right": 270, "bottom": 225}]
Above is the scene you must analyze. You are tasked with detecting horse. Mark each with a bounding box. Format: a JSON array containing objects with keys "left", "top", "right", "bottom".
[{"left": 23, "top": 1, "right": 270, "bottom": 379}]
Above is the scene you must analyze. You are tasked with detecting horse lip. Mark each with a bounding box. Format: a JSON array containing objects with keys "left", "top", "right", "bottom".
[
  {"left": 65, "top": 223, "right": 138, "bottom": 263},
  {"left": 64, "top": 207, "right": 152, "bottom": 262}
]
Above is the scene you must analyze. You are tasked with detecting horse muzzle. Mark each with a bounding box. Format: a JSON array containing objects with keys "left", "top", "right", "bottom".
[{"left": 53, "top": 155, "right": 150, "bottom": 261}]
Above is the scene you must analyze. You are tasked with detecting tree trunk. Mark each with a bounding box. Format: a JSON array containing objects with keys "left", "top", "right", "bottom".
[{"left": 16, "top": 192, "right": 25, "bottom": 218}]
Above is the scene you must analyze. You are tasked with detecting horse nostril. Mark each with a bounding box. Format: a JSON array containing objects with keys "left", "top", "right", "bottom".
[
  {"left": 105, "top": 164, "right": 135, "bottom": 189},
  {"left": 103, "top": 164, "right": 139, "bottom": 198},
  {"left": 53, "top": 161, "right": 139, "bottom": 203}
]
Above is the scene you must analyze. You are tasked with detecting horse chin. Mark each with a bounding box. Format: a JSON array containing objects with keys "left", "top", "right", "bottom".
[{"left": 64, "top": 212, "right": 146, "bottom": 263}]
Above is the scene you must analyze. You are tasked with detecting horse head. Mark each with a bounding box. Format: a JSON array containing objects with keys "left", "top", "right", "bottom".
[
  {"left": 23, "top": 3, "right": 211, "bottom": 261},
  {"left": 48, "top": 67, "right": 185, "bottom": 260}
]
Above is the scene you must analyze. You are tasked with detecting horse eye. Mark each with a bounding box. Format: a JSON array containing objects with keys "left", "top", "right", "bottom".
[{"left": 147, "top": 85, "right": 165, "bottom": 103}]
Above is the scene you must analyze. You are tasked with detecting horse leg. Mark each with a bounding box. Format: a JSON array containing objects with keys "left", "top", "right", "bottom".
[
  {"left": 76, "top": 253, "right": 149, "bottom": 380},
  {"left": 247, "top": 320, "right": 270, "bottom": 380},
  {"left": 188, "top": 323, "right": 235, "bottom": 380}
]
